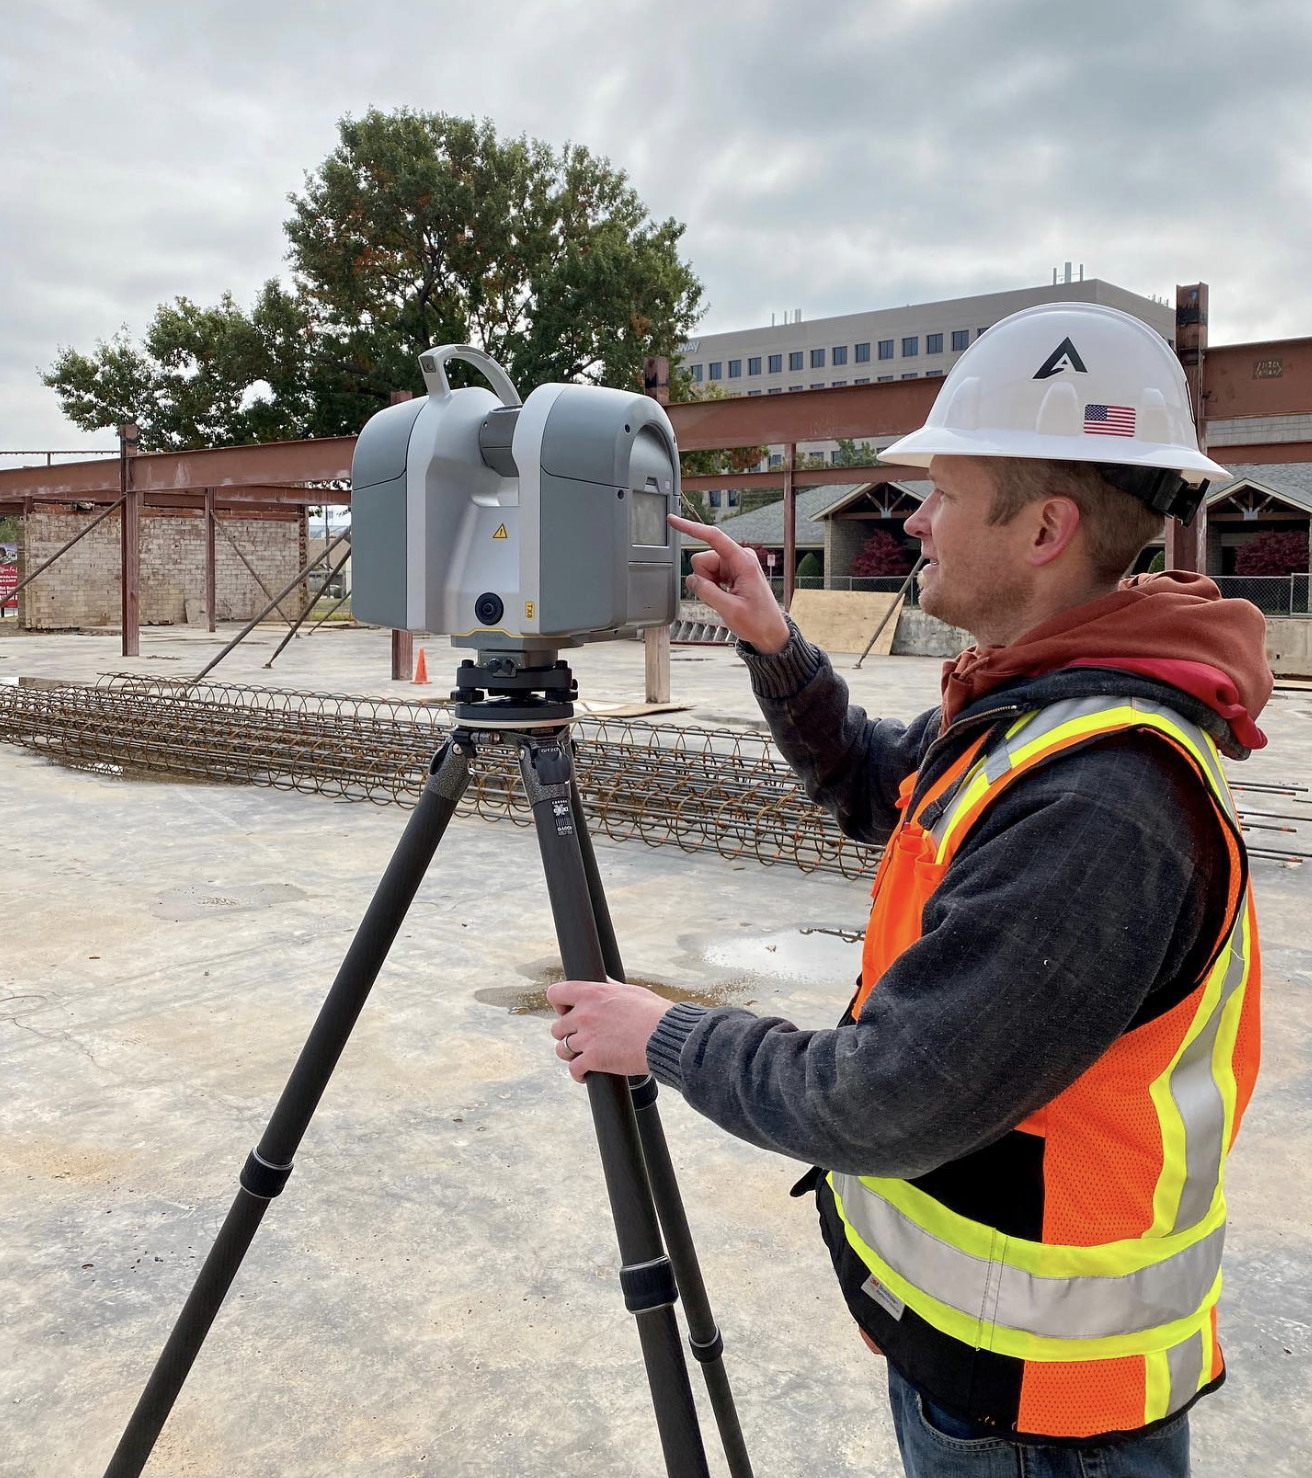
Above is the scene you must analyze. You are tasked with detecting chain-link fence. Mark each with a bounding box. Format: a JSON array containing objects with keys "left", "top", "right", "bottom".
[
  {"left": 1212, "top": 574, "right": 1310, "bottom": 616},
  {"left": 768, "top": 573, "right": 921, "bottom": 606}
]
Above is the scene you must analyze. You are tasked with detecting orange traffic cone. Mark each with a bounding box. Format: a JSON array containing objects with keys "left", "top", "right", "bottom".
[{"left": 413, "top": 647, "right": 429, "bottom": 685}]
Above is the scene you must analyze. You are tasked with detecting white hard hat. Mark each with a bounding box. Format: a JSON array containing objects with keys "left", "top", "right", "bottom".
[{"left": 880, "top": 302, "right": 1229, "bottom": 522}]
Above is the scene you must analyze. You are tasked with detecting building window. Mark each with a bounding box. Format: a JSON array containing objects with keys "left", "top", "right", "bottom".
[
  {"left": 767, "top": 386, "right": 783, "bottom": 394},
  {"left": 789, "top": 384, "right": 803, "bottom": 391},
  {"left": 830, "top": 450, "right": 842, "bottom": 465},
  {"left": 854, "top": 377, "right": 870, "bottom": 384},
  {"left": 709, "top": 361, "right": 722, "bottom": 379},
  {"left": 728, "top": 359, "right": 742, "bottom": 378},
  {"left": 855, "top": 342, "right": 871, "bottom": 363},
  {"left": 809, "top": 382, "right": 825, "bottom": 389},
  {"left": 748, "top": 356, "right": 761, "bottom": 376},
  {"left": 789, "top": 351, "right": 803, "bottom": 371},
  {"left": 769, "top": 453, "right": 783, "bottom": 467},
  {"left": 747, "top": 389, "right": 762, "bottom": 396},
  {"left": 768, "top": 353, "right": 782, "bottom": 374},
  {"left": 689, "top": 364, "right": 703, "bottom": 382},
  {"left": 810, "top": 348, "right": 825, "bottom": 368},
  {"left": 832, "top": 345, "right": 848, "bottom": 366},
  {"left": 977, "top": 327, "right": 988, "bottom": 338},
  {"left": 878, "top": 375, "right": 894, "bottom": 382},
  {"left": 901, "top": 372, "right": 918, "bottom": 380},
  {"left": 709, "top": 490, "right": 722, "bottom": 508},
  {"left": 878, "top": 339, "right": 894, "bottom": 360},
  {"left": 728, "top": 489, "right": 740, "bottom": 508},
  {"left": 831, "top": 379, "right": 847, "bottom": 387},
  {"left": 927, "top": 333, "right": 943, "bottom": 354},
  {"left": 902, "top": 336, "right": 919, "bottom": 357},
  {"left": 925, "top": 369, "right": 944, "bottom": 378},
  {"left": 951, "top": 329, "right": 969, "bottom": 351}
]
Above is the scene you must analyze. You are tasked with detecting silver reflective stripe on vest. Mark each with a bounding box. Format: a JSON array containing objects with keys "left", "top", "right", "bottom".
[
  {"left": 1167, "top": 910, "right": 1249, "bottom": 1232},
  {"left": 830, "top": 1172, "right": 1227, "bottom": 1341},
  {"left": 1168, "top": 1328, "right": 1206, "bottom": 1412}
]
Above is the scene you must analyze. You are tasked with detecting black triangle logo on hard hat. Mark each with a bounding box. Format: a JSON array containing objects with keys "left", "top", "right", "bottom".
[{"left": 1033, "top": 338, "right": 1088, "bottom": 379}]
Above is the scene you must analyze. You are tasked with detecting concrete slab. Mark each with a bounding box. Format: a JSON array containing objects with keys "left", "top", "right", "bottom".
[{"left": 1, "top": 626, "right": 1310, "bottom": 1477}]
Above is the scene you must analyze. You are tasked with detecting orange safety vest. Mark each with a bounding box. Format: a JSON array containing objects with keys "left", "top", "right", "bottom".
[{"left": 815, "top": 695, "right": 1261, "bottom": 1441}]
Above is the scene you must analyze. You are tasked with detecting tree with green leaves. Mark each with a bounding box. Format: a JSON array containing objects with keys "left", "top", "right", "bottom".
[
  {"left": 832, "top": 437, "right": 878, "bottom": 467},
  {"left": 44, "top": 110, "right": 704, "bottom": 450}
]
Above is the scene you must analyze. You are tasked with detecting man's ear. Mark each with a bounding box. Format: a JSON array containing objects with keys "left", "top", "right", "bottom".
[{"left": 1029, "top": 496, "right": 1082, "bottom": 568}]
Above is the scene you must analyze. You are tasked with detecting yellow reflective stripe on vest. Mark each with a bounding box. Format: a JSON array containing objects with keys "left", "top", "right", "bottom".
[
  {"left": 929, "top": 696, "right": 1237, "bottom": 858},
  {"left": 830, "top": 1178, "right": 1223, "bottom": 1363}
]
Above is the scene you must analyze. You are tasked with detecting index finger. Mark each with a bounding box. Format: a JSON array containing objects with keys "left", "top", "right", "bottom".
[{"left": 667, "top": 514, "right": 745, "bottom": 557}]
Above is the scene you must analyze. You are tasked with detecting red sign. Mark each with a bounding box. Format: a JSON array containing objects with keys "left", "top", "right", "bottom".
[{"left": 0, "top": 564, "right": 17, "bottom": 609}]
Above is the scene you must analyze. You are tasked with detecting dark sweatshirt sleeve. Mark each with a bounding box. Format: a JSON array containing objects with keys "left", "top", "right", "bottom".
[
  {"left": 645, "top": 736, "right": 1222, "bottom": 1178},
  {"left": 735, "top": 618, "right": 941, "bottom": 844}
]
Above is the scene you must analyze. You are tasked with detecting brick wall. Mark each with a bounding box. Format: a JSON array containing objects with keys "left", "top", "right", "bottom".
[{"left": 17, "top": 508, "right": 306, "bottom": 630}]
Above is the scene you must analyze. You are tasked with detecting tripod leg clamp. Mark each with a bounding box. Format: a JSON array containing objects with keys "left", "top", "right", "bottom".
[
  {"left": 689, "top": 1327, "right": 725, "bottom": 1363},
  {"left": 619, "top": 1255, "right": 679, "bottom": 1313},
  {"left": 240, "top": 1148, "right": 295, "bottom": 1200},
  {"left": 628, "top": 1074, "right": 659, "bottom": 1111}
]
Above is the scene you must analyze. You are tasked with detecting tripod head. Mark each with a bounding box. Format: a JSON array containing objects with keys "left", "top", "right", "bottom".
[{"left": 450, "top": 649, "right": 577, "bottom": 726}]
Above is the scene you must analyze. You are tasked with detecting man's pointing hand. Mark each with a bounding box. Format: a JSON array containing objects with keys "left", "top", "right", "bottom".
[{"left": 668, "top": 514, "right": 791, "bottom": 655}]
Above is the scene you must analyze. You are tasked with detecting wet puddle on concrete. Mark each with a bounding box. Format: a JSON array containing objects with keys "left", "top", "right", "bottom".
[
  {"left": 477, "top": 925, "right": 866, "bottom": 1017},
  {"left": 474, "top": 970, "right": 745, "bottom": 1018},
  {"left": 687, "top": 924, "right": 864, "bottom": 985},
  {"left": 151, "top": 881, "right": 309, "bottom": 920}
]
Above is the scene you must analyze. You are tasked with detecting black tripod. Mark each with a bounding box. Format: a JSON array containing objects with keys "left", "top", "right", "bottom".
[{"left": 101, "top": 654, "right": 753, "bottom": 1478}]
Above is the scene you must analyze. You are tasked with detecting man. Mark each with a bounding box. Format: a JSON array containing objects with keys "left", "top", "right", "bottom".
[{"left": 547, "top": 303, "right": 1270, "bottom": 1476}]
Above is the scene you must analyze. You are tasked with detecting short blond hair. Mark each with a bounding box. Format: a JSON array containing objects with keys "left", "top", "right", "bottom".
[{"left": 984, "top": 458, "right": 1165, "bottom": 584}]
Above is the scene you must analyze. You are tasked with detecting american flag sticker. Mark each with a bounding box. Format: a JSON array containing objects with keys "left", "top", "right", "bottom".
[{"left": 1084, "top": 403, "right": 1136, "bottom": 436}]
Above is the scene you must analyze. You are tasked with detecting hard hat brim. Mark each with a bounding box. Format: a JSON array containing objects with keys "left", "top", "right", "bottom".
[{"left": 879, "top": 425, "right": 1230, "bottom": 487}]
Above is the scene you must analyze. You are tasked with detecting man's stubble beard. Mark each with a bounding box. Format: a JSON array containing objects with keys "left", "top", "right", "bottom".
[{"left": 920, "top": 567, "right": 1032, "bottom": 647}]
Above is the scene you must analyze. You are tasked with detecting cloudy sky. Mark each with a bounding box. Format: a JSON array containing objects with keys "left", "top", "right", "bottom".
[{"left": 3, "top": 0, "right": 1311, "bottom": 454}]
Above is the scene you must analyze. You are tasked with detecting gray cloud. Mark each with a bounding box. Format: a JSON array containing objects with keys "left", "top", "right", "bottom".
[{"left": 3, "top": 0, "right": 1310, "bottom": 453}]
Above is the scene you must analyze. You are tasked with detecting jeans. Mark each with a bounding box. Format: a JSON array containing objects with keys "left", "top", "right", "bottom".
[{"left": 887, "top": 1366, "right": 1190, "bottom": 1477}]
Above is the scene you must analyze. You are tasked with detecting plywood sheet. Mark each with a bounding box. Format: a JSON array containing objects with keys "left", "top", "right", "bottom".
[{"left": 789, "top": 589, "right": 903, "bottom": 656}]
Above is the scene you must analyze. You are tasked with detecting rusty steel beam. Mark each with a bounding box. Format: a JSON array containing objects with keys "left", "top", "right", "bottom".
[
  {"left": 667, "top": 380, "right": 936, "bottom": 452},
  {"left": 0, "top": 437, "right": 356, "bottom": 499},
  {"left": 682, "top": 462, "right": 925, "bottom": 492},
  {"left": 0, "top": 484, "right": 349, "bottom": 509},
  {"left": 1207, "top": 441, "right": 1312, "bottom": 466}
]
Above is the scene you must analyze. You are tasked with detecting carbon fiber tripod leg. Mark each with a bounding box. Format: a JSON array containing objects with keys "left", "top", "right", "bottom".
[
  {"left": 101, "top": 740, "right": 471, "bottom": 1478},
  {"left": 518, "top": 733, "right": 711, "bottom": 1478},
  {"left": 569, "top": 777, "right": 755, "bottom": 1478}
]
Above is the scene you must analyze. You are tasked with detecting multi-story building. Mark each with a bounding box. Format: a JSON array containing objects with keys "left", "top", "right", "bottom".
[{"left": 679, "top": 275, "right": 1177, "bottom": 483}]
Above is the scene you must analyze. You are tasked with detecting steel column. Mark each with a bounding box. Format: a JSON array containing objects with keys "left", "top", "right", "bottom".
[
  {"left": 388, "top": 390, "right": 416, "bottom": 683},
  {"left": 118, "top": 424, "right": 140, "bottom": 656},
  {"left": 1167, "top": 283, "right": 1210, "bottom": 573},
  {"left": 391, "top": 629, "right": 414, "bottom": 682},
  {"left": 204, "top": 490, "right": 216, "bottom": 632}
]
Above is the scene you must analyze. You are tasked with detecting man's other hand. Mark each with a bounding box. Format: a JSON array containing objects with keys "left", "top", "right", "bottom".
[
  {"left": 667, "top": 514, "right": 791, "bottom": 654},
  {"left": 546, "top": 977, "right": 671, "bottom": 1083}
]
